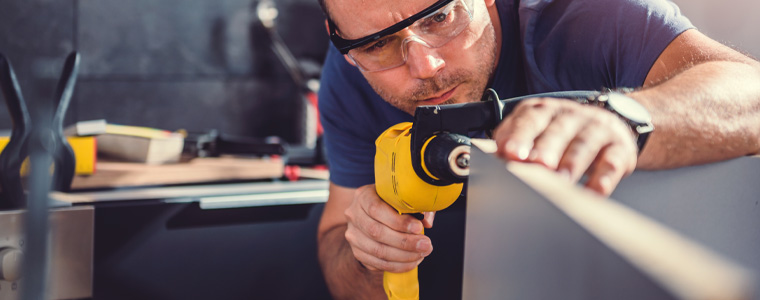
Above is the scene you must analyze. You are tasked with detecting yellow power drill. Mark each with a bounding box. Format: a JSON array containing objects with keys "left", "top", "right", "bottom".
[
  {"left": 373, "top": 89, "right": 598, "bottom": 300},
  {"left": 373, "top": 89, "right": 510, "bottom": 300},
  {"left": 374, "top": 122, "right": 470, "bottom": 300}
]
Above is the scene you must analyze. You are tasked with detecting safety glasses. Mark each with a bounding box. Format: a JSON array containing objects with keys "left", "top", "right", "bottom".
[{"left": 328, "top": 0, "right": 474, "bottom": 72}]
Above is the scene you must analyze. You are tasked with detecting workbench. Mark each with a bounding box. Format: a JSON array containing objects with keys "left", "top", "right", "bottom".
[
  {"left": 51, "top": 156, "right": 334, "bottom": 300},
  {"left": 71, "top": 180, "right": 331, "bottom": 300}
]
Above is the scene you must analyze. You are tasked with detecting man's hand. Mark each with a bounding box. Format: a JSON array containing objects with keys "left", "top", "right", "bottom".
[
  {"left": 344, "top": 184, "right": 435, "bottom": 273},
  {"left": 492, "top": 98, "right": 639, "bottom": 196}
]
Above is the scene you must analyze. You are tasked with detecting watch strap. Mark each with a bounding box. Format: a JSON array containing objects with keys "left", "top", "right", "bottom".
[{"left": 587, "top": 91, "right": 654, "bottom": 155}]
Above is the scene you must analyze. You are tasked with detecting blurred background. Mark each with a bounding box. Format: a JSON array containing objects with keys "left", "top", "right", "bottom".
[
  {"left": 0, "top": 0, "right": 328, "bottom": 145},
  {"left": 677, "top": 0, "right": 760, "bottom": 60},
  {"left": 0, "top": 1, "right": 330, "bottom": 298}
]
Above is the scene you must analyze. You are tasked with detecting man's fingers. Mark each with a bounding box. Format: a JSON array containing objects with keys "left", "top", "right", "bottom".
[
  {"left": 345, "top": 223, "right": 432, "bottom": 263},
  {"left": 343, "top": 184, "right": 434, "bottom": 272},
  {"left": 493, "top": 99, "right": 555, "bottom": 161},
  {"left": 345, "top": 212, "right": 432, "bottom": 254},
  {"left": 585, "top": 145, "right": 636, "bottom": 196},
  {"left": 491, "top": 98, "right": 638, "bottom": 195},
  {"left": 354, "top": 185, "right": 424, "bottom": 234},
  {"left": 556, "top": 124, "right": 608, "bottom": 182},
  {"left": 422, "top": 212, "right": 435, "bottom": 228},
  {"left": 529, "top": 112, "right": 585, "bottom": 169},
  {"left": 351, "top": 246, "right": 425, "bottom": 273}
]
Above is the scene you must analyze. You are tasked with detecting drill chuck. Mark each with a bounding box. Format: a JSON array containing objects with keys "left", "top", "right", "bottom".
[{"left": 420, "top": 133, "right": 471, "bottom": 185}]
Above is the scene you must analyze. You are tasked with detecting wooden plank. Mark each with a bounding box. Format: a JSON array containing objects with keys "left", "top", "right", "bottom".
[
  {"left": 463, "top": 141, "right": 755, "bottom": 300},
  {"left": 614, "top": 156, "right": 760, "bottom": 277},
  {"left": 70, "top": 156, "right": 284, "bottom": 190},
  {"left": 51, "top": 180, "right": 328, "bottom": 204}
]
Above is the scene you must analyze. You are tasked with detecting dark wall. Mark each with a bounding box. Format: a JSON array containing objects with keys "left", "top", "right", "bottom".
[{"left": 0, "top": 0, "right": 329, "bottom": 144}]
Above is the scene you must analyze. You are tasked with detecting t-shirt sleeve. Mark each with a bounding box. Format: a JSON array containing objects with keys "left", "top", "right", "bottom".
[{"left": 520, "top": 0, "right": 695, "bottom": 92}]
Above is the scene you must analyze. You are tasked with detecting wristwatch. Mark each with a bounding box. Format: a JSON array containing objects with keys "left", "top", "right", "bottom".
[{"left": 587, "top": 91, "right": 654, "bottom": 154}]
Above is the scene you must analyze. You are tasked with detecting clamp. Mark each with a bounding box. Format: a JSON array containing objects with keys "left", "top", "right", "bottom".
[{"left": 0, "top": 52, "right": 80, "bottom": 209}]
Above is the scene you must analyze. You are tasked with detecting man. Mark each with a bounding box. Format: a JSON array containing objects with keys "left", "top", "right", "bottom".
[{"left": 315, "top": 0, "right": 760, "bottom": 298}]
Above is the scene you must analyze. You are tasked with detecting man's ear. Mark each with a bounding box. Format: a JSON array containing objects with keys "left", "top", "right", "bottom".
[
  {"left": 324, "top": 19, "right": 330, "bottom": 36},
  {"left": 484, "top": 0, "right": 495, "bottom": 8}
]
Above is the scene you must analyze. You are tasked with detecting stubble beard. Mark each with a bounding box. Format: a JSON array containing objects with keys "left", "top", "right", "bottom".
[{"left": 370, "top": 22, "right": 498, "bottom": 115}]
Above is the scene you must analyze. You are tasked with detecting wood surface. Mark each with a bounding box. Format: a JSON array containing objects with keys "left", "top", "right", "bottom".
[
  {"left": 509, "top": 161, "right": 754, "bottom": 300},
  {"left": 70, "top": 156, "right": 284, "bottom": 190},
  {"left": 464, "top": 140, "right": 755, "bottom": 300}
]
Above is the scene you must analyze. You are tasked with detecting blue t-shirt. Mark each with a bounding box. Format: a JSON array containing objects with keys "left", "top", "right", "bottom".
[{"left": 319, "top": 0, "right": 693, "bottom": 188}]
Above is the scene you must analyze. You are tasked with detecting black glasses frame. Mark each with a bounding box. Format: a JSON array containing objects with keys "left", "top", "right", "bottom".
[{"left": 328, "top": 0, "right": 454, "bottom": 54}]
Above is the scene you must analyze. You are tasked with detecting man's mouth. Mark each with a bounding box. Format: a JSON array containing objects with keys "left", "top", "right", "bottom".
[{"left": 418, "top": 85, "right": 458, "bottom": 106}]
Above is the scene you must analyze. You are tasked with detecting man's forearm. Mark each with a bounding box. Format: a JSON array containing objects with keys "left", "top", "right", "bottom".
[
  {"left": 633, "top": 60, "right": 760, "bottom": 169},
  {"left": 318, "top": 224, "right": 385, "bottom": 300}
]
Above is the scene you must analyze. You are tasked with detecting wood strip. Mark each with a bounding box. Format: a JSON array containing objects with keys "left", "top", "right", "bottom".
[
  {"left": 464, "top": 140, "right": 754, "bottom": 300},
  {"left": 70, "top": 156, "right": 284, "bottom": 190},
  {"left": 508, "top": 159, "right": 755, "bottom": 300}
]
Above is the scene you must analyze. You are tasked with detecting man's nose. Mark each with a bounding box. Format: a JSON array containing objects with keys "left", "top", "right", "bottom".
[{"left": 404, "top": 38, "right": 445, "bottom": 79}]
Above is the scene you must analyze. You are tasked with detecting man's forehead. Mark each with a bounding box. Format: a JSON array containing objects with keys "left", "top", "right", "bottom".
[{"left": 328, "top": 0, "right": 439, "bottom": 39}]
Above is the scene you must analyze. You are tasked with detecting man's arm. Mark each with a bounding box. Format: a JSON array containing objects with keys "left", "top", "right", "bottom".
[
  {"left": 634, "top": 29, "right": 760, "bottom": 168},
  {"left": 317, "top": 184, "right": 384, "bottom": 299},
  {"left": 493, "top": 29, "right": 760, "bottom": 195},
  {"left": 317, "top": 183, "right": 433, "bottom": 299}
]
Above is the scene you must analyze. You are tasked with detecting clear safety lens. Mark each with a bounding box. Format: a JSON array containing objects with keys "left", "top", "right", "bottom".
[{"left": 347, "top": 0, "right": 473, "bottom": 72}]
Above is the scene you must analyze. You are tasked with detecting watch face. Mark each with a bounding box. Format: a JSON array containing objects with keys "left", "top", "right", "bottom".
[{"left": 606, "top": 93, "right": 652, "bottom": 124}]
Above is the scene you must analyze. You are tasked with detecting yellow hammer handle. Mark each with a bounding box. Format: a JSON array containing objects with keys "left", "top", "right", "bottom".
[{"left": 382, "top": 227, "right": 423, "bottom": 300}]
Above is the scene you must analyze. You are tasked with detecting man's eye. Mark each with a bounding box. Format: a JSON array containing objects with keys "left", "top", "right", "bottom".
[
  {"left": 365, "top": 39, "right": 389, "bottom": 52},
  {"left": 420, "top": 10, "right": 451, "bottom": 29},
  {"left": 432, "top": 12, "right": 448, "bottom": 23}
]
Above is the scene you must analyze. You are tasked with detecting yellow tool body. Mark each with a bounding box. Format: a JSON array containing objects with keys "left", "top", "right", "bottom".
[{"left": 374, "top": 122, "right": 463, "bottom": 300}]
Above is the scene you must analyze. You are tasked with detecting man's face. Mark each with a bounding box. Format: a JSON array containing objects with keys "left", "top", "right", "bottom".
[{"left": 328, "top": 0, "right": 499, "bottom": 115}]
